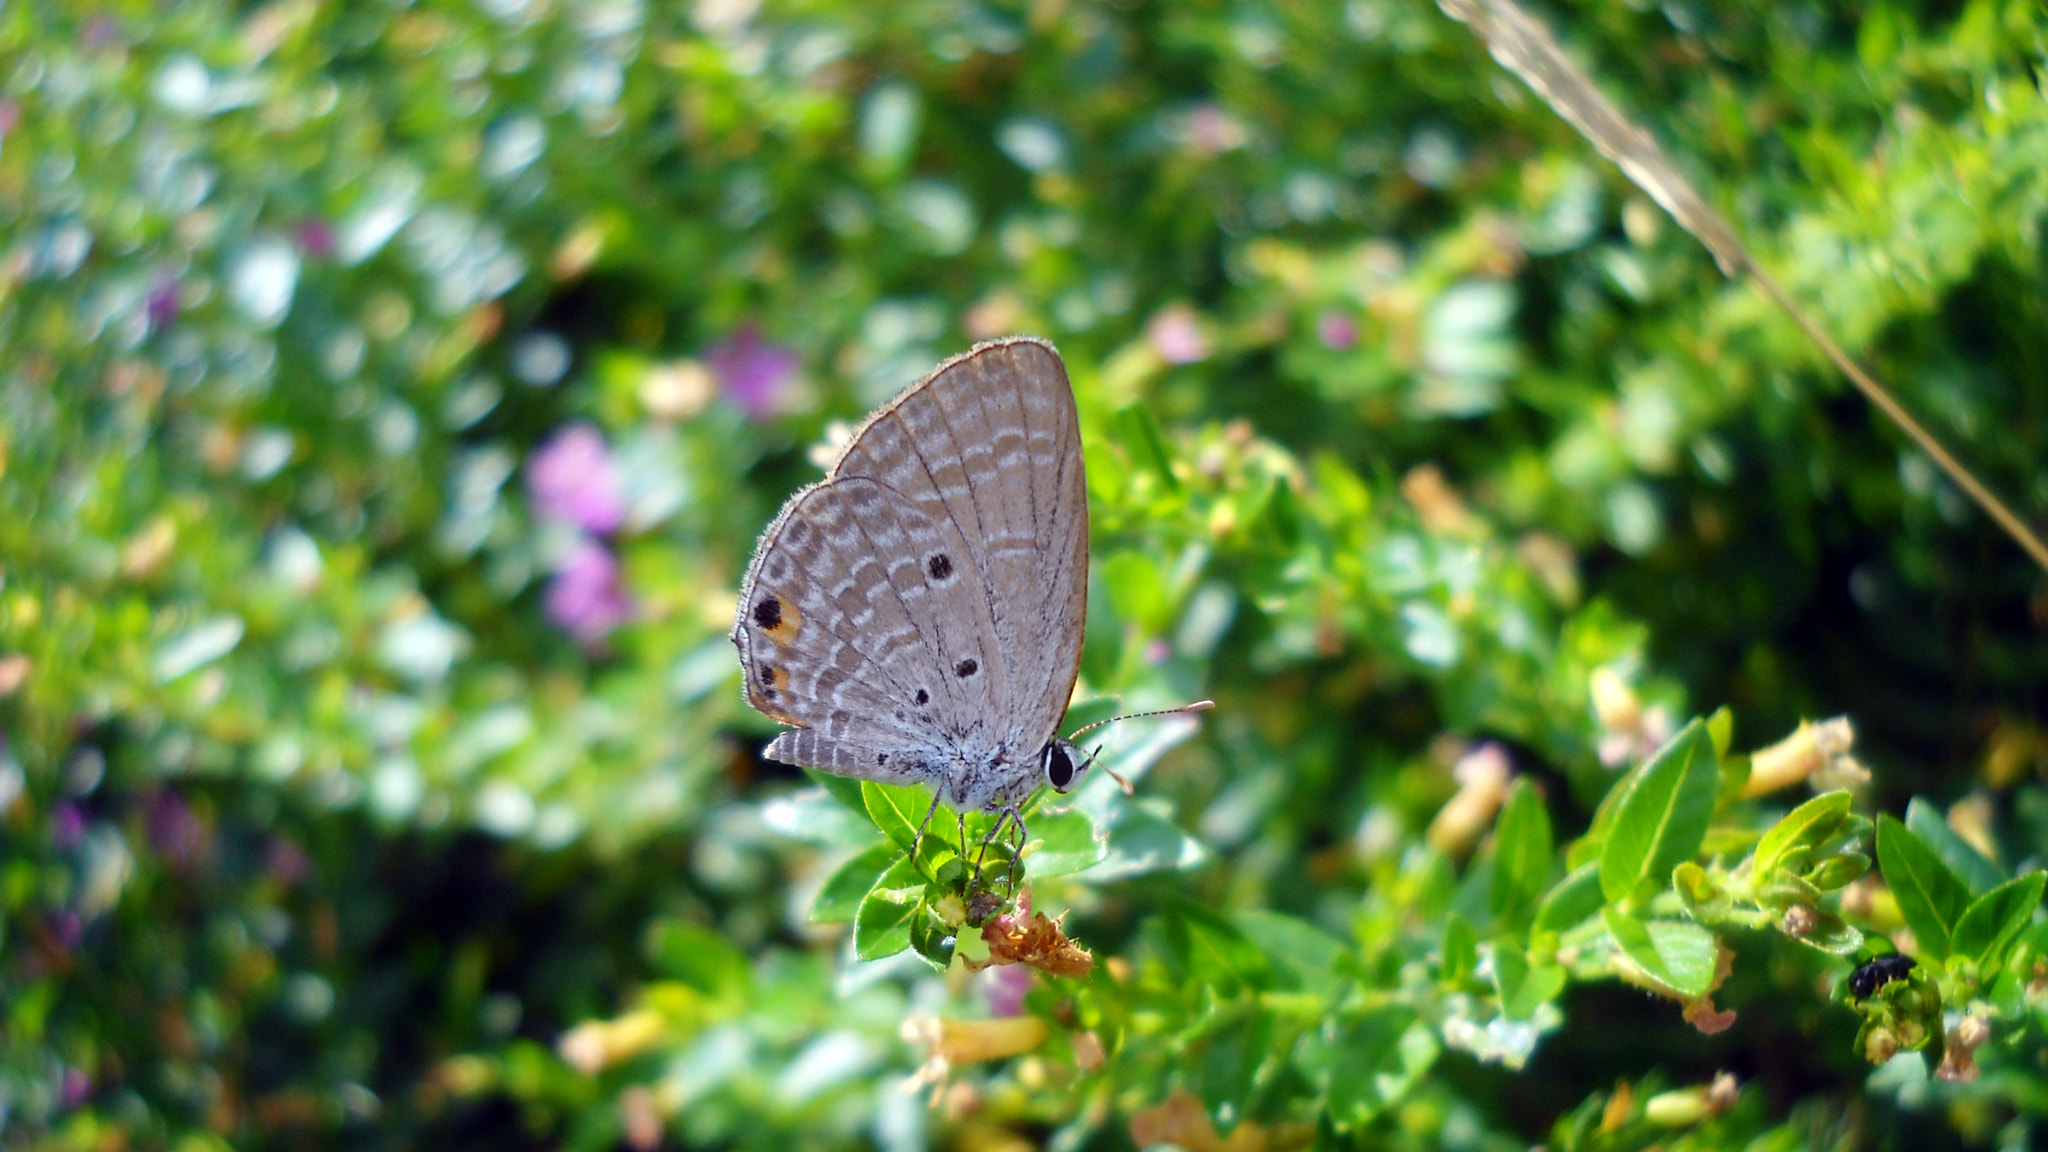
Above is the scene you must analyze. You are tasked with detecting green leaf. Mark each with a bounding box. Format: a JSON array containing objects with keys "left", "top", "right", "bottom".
[
  {"left": 1791, "top": 908, "right": 1864, "bottom": 955},
  {"left": 862, "top": 781, "right": 957, "bottom": 880},
  {"left": 1022, "top": 808, "right": 1105, "bottom": 880},
  {"left": 1305, "top": 1007, "right": 1427, "bottom": 1127},
  {"left": 852, "top": 857, "right": 925, "bottom": 961},
  {"left": 646, "top": 919, "right": 751, "bottom": 999},
  {"left": 1086, "top": 801, "right": 1208, "bottom": 881},
  {"left": 1534, "top": 863, "right": 1606, "bottom": 934},
  {"left": 1101, "top": 551, "right": 1169, "bottom": 633},
  {"left": 1490, "top": 940, "right": 1567, "bottom": 1019},
  {"left": 1905, "top": 798, "right": 2005, "bottom": 895},
  {"left": 1876, "top": 814, "right": 1972, "bottom": 959},
  {"left": 1602, "top": 909, "right": 1718, "bottom": 998},
  {"left": 1117, "top": 403, "right": 1182, "bottom": 493},
  {"left": 1239, "top": 910, "right": 1350, "bottom": 997},
  {"left": 862, "top": 781, "right": 940, "bottom": 850},
  {"left": 907, "top": 899, "right": 958, "bottom": 971},
  {"left": 1159, "top": 901, "right": 1276, "bottom": 996},
  {"left": 1441, "top": 914, "right": 1477, "bottom": 986},
  {"left": 1705, "top": 706, "right": 1733, "bottom": 758},
  {"left": 1753, "top": 790, "right": 1854, "bottom": 878},
  {"left": 1715, "top": 753, "right": 1753, "bottom": 804},
  {"left": 1193, "top": 1008, "right": 1274, "bottom": 1130},
  {"left": 1489, "top": 777, "right": 1553, "bottom": 922},
  {"left": 804, "top": 769, "right": 870, "bottom": 815},
  {"left": 1672, "top": 862, "right": 1731, "bottom": 924},
  {"left": 1952, "top": 872, "right": 2046, "bottom": 970},
  {"left": 810, "top": 842, "right": 901, "bottom": 925},
  {"left": 1569, "top": 771, "right": 1629, "bottom": 871},
  {"left": 1808, "top": 852, "right": 1870, "bottom": 891},
  {"left": 1599, "top": 719, "right": 1719, "bottom": 907}
]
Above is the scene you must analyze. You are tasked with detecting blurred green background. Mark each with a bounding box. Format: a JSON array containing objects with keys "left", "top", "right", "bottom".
[{"left": 3, "top": 0, "right": 2046, "bottom": 1148}]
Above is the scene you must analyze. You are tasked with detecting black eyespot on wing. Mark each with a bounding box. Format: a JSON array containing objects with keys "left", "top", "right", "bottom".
[
  {"left": 757, "top": 666, "right": 774, "bottom": 685},
  {"left": 927, "top": 553, "right": 953, "bottom": 580},
  {"left": 751, "top": 596, "right": 783, "bottom": 630},
  {"left": 954, "top": 658, "right": 978, "bottom": 679},
  {"left": 1044, "top": 744, "right": 1076, "bottom": 790},
  {"left": 876, "top": 753, "right": 888, "bottom": 765},
  {"left": 1849, "top": 954, "right": 1915, "bottom": 1000},
  {"left": 914, "top": 689, "right": 930, "bottom": 707}
]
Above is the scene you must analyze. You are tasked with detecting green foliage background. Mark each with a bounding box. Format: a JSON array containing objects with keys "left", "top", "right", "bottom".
[{"left": 2, "top": 0, "right": 2046, "bottom": 1148}]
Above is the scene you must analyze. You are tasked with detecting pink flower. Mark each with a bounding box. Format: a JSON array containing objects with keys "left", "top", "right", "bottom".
[
  {"left": 297, "top": 220, "right": 336, "bottom": 260},
  {"left": 982, "top": 963, "right": 1033, "bottom": 1017},
  {"left": 267, "top": 836, "right": 312, "bottom": 886},
  {"left": 50, "top": 802, "right": 84, "bottom": 850},
  {"left": 545, "top": 539, "right": 633, "bottom": 644},
  {"left": 707, "top": 325, "right": 801, "bottom": 420},
  {"left": 527, "top": 423, "right": 625, "bottom": 534},
  {"left": 147, "top": 787, "right": 206, "bottom": 870},
  {"left": 1178, "top": 103, "right": 1248, "bottom": 156},
  {"left": 146, "top": 271, "right": 181, "bottom": 332},
  {"left": 48, "top": 908, "right": 82, "bottom": 948},
  {"left": 1147, "top": 305, "right": 1209, "bottom": 365},
  {"left": 60, "top": 1066, "right": 90, "bottom": 1109},
  {"left": 1317, "top": 310, "right": 1359, "bottom": 351}
]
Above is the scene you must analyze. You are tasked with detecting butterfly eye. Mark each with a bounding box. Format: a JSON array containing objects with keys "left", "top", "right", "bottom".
[{"left": 1042, "top": 743, "right": 1079, "bottom": 792}]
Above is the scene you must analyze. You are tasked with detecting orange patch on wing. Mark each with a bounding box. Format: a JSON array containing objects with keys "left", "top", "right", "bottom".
[
  {"left": 750, "top": 691, "right": 804, "bottom": 726},
  {"left": 762, "top": 598, "right": 803, "bottom": 646}
]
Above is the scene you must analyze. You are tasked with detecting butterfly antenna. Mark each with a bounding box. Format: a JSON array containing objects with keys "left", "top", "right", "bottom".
[
  {"left": 1067, "top": 700, "right": 1213, "bottom": 796},
  {"left": 1066, "top": 699, "right": 1215, "bottom": 743}
]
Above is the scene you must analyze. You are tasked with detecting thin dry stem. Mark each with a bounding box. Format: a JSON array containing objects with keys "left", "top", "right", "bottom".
[{"left": 1438, "top": 0, "right": 2048, "bottom": 575}]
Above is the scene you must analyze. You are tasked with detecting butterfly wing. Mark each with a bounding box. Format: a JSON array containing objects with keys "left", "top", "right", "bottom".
[
  {"left": 732, "top": 474, "right": 1007, "bottom": 785},
  {"left": 827, "top": 338, "right": 1088, "bottom": 752}
]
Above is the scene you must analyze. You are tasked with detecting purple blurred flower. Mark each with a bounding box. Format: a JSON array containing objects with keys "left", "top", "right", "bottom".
[
  {"left": 48, "top": 908, "right": 82, "bottom": 949},
  {"left": 1147, "top": 305, "right": 1209, "bottom": 365},
  {"left": 545, "top": 539, "right": 634, "bottom": 644},
  {"left": 147, "top": 787, "right": 206, "bottom": 870},
  {"left": 81, "top": 16, "right": 120, "bottom": 49},
  {"left": 50, "top": 802, "right": 84, "bottom": 850},
  {"left": 297, "top": 219, "right": 336, "bottom": 260},
  {"left": 982, "top": 963, "right": 1033, "bottom": 1017},
  {"left": 527, "top": 423, "right": 626, "bottom": 534},
  {"left": 267, "top": 836, "right": 312, "bottom": 886},
  {"left": 1317, "top": 309, "right": 1359, "bottom": 351},
  {"left": 146, "top": 271, "right": 180, "bottom": 332},
  {"left": 707, "top": 325, "right": 801, "bottom": 420},
  {"left": 60, "top": 1066, "right": 91, "bottom": 1109},
  {"left": 0, "top": 99, "right": 19, "bottom": 136}
]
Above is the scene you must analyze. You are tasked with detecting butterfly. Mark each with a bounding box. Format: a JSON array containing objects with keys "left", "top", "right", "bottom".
[{"left": 730, "top": 338, "right": 1095, "bottom": 848}]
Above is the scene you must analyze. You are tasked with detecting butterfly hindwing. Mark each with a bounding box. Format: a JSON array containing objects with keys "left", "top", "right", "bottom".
[{"left": 734, "top": 475, "right": 1009, "bottom": 780}]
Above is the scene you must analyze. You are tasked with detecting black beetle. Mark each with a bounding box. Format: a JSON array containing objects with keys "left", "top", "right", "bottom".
[{"left": 1848, "top": 954, "right": 1916, "bottom": 1001}]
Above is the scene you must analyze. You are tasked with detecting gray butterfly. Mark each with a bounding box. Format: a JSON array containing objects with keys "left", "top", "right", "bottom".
[{"left": 730, "top": 337, "right": 1093, "bottom": 832}]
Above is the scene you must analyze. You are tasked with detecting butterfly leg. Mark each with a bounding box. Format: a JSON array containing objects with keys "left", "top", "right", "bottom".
[
  {"left": 973, "top": 807, "right": 1011, "bottom": 877},
  {"left": 908, "top": 788, "right": 945, "bottom": 865},
  {"left": 1000, "top": 806, "right": 1029, "bottom": 893}
]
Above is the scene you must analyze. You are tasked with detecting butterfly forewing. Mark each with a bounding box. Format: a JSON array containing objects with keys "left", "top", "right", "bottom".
[{"left": 831, "top": 340, "right": 1086, "bottom": 748}]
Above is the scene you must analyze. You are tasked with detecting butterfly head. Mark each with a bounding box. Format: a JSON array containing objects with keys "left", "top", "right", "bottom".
[{"left": 1040, "top": 739, "right": 1092, "bottom": 794}]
